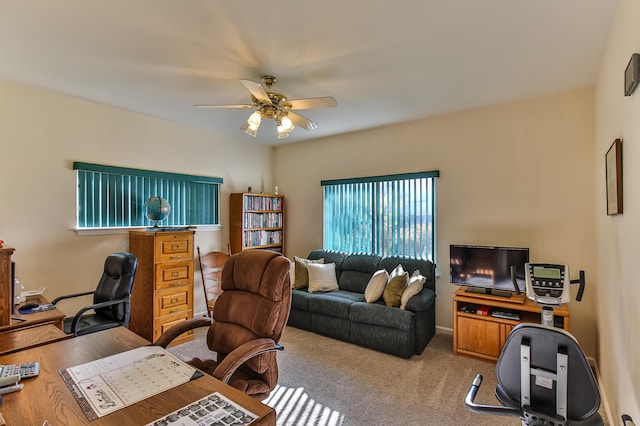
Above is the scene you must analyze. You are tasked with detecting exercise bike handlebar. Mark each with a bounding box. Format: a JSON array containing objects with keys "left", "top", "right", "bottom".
[
  {"left": 465, "top": 374, "right": 521, "bottom": 417},
  {"left": 570, "top": 270, "right": 586, "bottom": 302}
]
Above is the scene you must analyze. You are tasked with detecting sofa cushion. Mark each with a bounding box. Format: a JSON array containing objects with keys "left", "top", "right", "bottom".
[
  {"left": 293, "top": 256, "right": 324, "bottom": 289},
  {"left": 308, "top": 293, "right": 355, "bottom": 319},
  {"left": 339, "top": 253, "right": 382, "bottom": 293},
  {"left": 349, "top": 302, "right": 414, "bottom": 332},
  {"left": 291, "top": 288, "right": 315, "bottom": 311},
  {"left": 380, "top": 256, "right": 436, "bottom": 292},
  {"left": 307, "top": 263, "right": 339, "bottom": 293},
  {"left": 364, "top": 269, "right": 389, "bottom": 303}
]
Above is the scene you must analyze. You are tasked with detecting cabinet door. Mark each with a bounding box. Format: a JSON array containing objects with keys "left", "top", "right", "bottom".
[
  {"left": 155, "top": 234, "right": 193, "bottom": 262},
  {"left": 154, "top": 310, "right": 193, "bottom": 342},
  {"left": 499, "top": 323, "right": 516, "bottom": 351},
  {"left": 155, "top": 261, "right": 193, "bottom": 289},
  {"left": 155, "top": 286, "right": 192, "bottom": 317},
  {"left": 457, "top": 316, "right": 502, "bottom": 358}
]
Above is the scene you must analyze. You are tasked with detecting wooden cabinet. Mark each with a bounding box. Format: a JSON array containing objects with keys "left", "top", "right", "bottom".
[
  {"left": 128, "top": 230, "right": 195, "bottom": 345},
  {"left": 0, "top": 246, "right": 15, "bottom": 326},
  {"left": 230, "top": 193, "right": 285, "bottom": 255},
  {"left": 453, "top": 287, "right": 570, "bottom": 362}
]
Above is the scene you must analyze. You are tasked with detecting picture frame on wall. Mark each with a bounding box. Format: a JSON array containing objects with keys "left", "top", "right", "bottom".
[{"left": 606, "top": 139, "right": 623, "bottom": 215}]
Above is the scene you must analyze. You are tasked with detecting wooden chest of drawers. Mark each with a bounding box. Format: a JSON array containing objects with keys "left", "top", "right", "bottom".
[{"left": 128, "top": 230, "right": 195, "bottom": 345}]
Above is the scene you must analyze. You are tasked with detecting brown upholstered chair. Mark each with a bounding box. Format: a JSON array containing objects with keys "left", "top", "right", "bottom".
[{"left": 154, "top": 249, "right": 292, "bottom": 401}]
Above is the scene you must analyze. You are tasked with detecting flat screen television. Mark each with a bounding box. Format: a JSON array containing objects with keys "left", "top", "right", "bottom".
[{"left": 450, "top": 245, "right": 529, "bottom": 297}]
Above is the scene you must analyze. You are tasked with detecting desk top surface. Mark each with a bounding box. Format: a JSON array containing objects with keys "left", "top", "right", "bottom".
[
  {"left": 0, "top": 295, "right": 65, "bottom": 332},
  {"left": 0, "top": 327, "right": 275, "bottom": 425}
]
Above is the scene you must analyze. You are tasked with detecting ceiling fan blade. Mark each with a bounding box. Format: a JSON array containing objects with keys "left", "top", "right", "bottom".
[
  {"left": 194, "top": 104, "right": 254, "bottom": 109},
  {"left": 288, "top": 111, "right": 318, "bottom": 130},
  {"left": 285, "top": 96, "right": 337, "bottom": 110},
  {"left": 240, "top": 79, "right": 272, "bottom": 104}
]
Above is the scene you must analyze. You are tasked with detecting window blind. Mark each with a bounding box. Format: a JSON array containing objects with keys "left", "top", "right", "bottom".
[
  {"left": 73, "top": 162, "right": 222, "bottom": 229},
  {"left": 322, "top": 171, "right": 438, "bottom": 260}
]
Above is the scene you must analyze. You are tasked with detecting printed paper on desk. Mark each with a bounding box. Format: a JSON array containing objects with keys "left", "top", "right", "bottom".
[
  {"left": 60, "top": 346, "right": 202, "bottom": 421},
  {"left": 20, "top": 286, "right": 46, "bottom": 297}
]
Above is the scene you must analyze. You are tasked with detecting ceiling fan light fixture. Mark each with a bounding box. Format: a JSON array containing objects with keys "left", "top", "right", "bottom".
[
  {"left": 247, "top": 110, "right": 262, "bottom": 129},
  {"left": 276, "top": 128, "right": 290, "bottom": 139},
  {"left": 276, "top": 114, "right": 294, "bottom": 139},
  {"left": 197, "top": 75, "right": 336, "bottom": 139},
  {"left": 279, "top": 115, "right": 294, "bottom": 133},
  {"left": 245, "top": 125, "right": 258, "bottom": 137}
]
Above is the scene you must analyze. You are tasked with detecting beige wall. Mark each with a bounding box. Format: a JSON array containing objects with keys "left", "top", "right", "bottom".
[
  {"left": 595, "top": 0, "right": 640, "bottom": 420},
  {"left": 274, "top": 88, "right": 597, "bottom": 357},
  {"left": 0, "top": 80, "right": 274, "bottom": 316}
]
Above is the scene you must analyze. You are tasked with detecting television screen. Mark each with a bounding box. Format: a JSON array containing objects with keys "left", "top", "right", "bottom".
[{"left": 450, "top": 245, "right": 529, "bottom": 295}]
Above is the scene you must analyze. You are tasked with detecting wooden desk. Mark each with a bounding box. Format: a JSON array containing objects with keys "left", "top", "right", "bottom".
[
  {"left": 0, "top": 327, "right": 276, "bottom": 425},
  {"left": 0, "top": 295, "right": 65, "bottom": 332},
  {"left": 0, "top": 323, "right": 70, "bottom": 355}
]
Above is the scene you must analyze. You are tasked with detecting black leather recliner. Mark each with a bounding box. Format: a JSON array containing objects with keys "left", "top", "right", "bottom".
[
  {"left": 52, "top": 252, "right": 138, "bottom": 336},
  {"left": 465, "top": 323, "right": 603, "bottom": 425}
]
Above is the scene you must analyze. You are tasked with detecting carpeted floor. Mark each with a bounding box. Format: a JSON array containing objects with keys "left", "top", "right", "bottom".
[{"left": 169, "top": 326, "right": 521, "bottom": 425}]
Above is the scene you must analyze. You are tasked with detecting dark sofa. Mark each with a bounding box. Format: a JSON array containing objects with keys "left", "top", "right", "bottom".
[{"left": 287, "top": 249, "right": 437, "bottom": 358}]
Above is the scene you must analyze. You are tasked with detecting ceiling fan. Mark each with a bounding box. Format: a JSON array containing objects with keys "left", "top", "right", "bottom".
[{"left": 195, "top": 75, "right": 337, "bottom": 139}]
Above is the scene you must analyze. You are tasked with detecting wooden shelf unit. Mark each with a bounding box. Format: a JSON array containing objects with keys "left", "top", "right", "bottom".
[
  {"left": 230, "top": 193, "right": 285, "bottom": 255},
  {"left": 128, "top": 229, "right": 195, "bottom": 345},
  {"left": 0, "top": 246, "right": 15, "bottom": 326},
  {"left": 453, "top": 287, "right": 570, "bottom": 362}
]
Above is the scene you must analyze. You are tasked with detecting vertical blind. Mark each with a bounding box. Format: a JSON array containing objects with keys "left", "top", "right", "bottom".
[
  {"left": 322, "top": 171, "right": 438, "bottom": 260},
  {"left": 74, "top": 162, "right": 223, "bottom": 228}
]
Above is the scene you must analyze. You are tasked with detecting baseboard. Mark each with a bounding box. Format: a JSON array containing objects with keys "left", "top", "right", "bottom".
[
  {"left": 588, "top": 357, "right": 615, "bottom": 425},
  {"left": 436, "top": 325, "right": 453, "bottom": 335}
]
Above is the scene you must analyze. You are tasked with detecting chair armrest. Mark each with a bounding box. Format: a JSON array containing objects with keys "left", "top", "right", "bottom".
[
  {"left": 404, "top": 288, "right": 436, "bottom": 312},
  {"left": 70, "top": 295, "right": 130, "bottom": 317},
  {"left": 51, "top": 290, "right": 95, "bottom": 305},
  {"left": 152, "top": 317, "right": 213, "bottom": 348},
  {"left": 212, "top": 338, "right": 283, "bottom": 384},
  {"left": 68, "top": 295, "right": 132, "bottom": 335}
]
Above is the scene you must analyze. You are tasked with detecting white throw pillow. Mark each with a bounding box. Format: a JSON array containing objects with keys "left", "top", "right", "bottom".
[
  {"left": 307, "top": 263, "right": 339, "bottom": 293},
  {"left": 400, "top": 273, "right": 426, "bottom": 310},
  {"left": 389, "top": 263, "right": 405, "bottom": 280},
  {"left": 293, "top": 256, "right": 324, "bottom": 289},
  {"left": 364, "top": 269, "right": 390, "bottom": 303}
]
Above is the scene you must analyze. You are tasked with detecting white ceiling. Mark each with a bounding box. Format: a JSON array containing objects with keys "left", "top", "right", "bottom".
[{"left": 0, "top": 1, "right": 619, "bottom": 146}]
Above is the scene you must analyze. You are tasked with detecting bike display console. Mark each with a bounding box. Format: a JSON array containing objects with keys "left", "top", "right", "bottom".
[{"left": 524, "top": 263, "right": 585, "bottom": 327}]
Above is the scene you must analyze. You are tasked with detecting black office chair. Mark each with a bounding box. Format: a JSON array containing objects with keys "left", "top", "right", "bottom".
[
  {"left": 52, "top": 252, "right": 138, "bottom": 336},
  {"left": 465, "top": 323, "right": 603, "bottom": 425}
]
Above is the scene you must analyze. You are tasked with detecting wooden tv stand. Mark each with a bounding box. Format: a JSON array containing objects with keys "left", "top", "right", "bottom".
[{"left": 453, "top": 287, "right": 570, "bottom": 362}]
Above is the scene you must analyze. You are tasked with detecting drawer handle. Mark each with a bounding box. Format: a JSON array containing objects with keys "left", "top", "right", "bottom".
[
  {"left": 170, "top": 298, "right": 179, "bottom": 304},
  {"left": 169, "top": 309, "right": 179, "bottom": 313},
  {"left": 169, "top": 255, "right": 182, "bottom": 259},
  {"left": 171, "top": 244, "right": 179, "bottom": 250},
  {"left": 171, "top": 272, "right": 179, "bottom": 277},
  {"left": 171, "top": 282, "right": 182, "bottom": 286}
]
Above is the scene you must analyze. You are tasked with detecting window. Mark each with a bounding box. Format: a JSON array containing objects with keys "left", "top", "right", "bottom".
[
  {"left": 321, "top": 171, "right": 438, "bottom": 260},
  {"left": 74, "top": 162, "right": 223, "bottom": 230}
]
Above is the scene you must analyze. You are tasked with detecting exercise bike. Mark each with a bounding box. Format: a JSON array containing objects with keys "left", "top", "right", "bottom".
[{"left": 465, "top": 264, "right": 603, "bottom": 425}]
